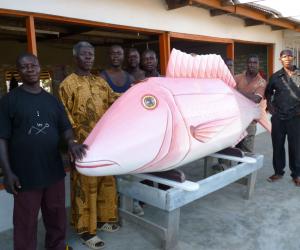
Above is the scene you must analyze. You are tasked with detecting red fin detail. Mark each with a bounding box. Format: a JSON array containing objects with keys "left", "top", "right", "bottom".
[
  {"left": 166, "top": 49, "right": 236, "bottom": 88},
  {"left": 191, "top": 116, "right": 237, "bottom": 143}
]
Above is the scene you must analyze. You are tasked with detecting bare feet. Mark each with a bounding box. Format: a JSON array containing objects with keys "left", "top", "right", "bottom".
[
  {"left": 267, "top": 174, "right": 283, "bottom": 182},
  {"left": 293, "top": 177, "right": 300, "bottom": 187}
]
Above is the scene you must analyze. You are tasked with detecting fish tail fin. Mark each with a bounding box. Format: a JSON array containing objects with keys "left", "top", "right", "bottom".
[
  {"left": 256, "top": 99, "right": 272, "bottom": 133},
  {"left": 166, "top": 48, "right": 236, "bottom": 88}
]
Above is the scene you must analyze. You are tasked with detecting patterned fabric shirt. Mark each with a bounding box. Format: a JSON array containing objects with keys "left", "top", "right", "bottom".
[{"left": 59, "top": 73, "right": 119, "bottom": 143}]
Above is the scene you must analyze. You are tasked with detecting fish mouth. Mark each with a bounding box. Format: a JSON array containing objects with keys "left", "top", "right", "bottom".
[{"left": 75, "top": 160, "right": 120, "bottom": 169}]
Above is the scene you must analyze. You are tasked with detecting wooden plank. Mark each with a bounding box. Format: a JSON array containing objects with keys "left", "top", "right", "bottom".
[
  {"left": 190, "top": 0, "right": 299, "bottom": 31},
  {"left": 191, "top": 0, "right": 235, "bottom": 12},
  {"left": 170, "top": 32, "right": 233, "bottom": 43},
  {"left": 159, "top": 32, "right": 171, "bottom": 75},
  {"left": 135, "top": 173, "right": 199, "bottom": 191},
  {"left": 209, "top": 153, "right": 257, "bottom": 163},
  {"left": 226, "top": 42, "right": 234, "bottom": 60},
  {"left": 0, "top": 8, "right": 163, "bottom": 35},
  {"left": 26, "top": 15, "right": 37, "bottom": 55}
]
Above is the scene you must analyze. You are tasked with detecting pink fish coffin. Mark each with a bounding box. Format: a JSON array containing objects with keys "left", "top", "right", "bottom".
[{"left": 75, "top": 49, "right": 261, "bottom": 176}]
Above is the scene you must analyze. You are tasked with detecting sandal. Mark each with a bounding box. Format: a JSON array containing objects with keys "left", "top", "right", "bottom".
[
  {"left": 267, "top": 174, "right": 283, "bottom": 182},
  {"left": 97, "top": 222, "right": 120, "bottom": 232},
  {"left": 81, "top": 235, "right": 105, "bottom": 249}
]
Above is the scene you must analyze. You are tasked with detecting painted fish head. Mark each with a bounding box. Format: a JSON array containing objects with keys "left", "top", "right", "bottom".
[{"left": 75, "top": 79, "right": 176, "bottom": 176}]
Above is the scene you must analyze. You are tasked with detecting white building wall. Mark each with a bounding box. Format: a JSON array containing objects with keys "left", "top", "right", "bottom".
[{"left": 0, "top": 0, "right": 284, "bottom": 70}]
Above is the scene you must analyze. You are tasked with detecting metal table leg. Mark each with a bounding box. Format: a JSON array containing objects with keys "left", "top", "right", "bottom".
[
  {"left": 162, "top": 208, "right": 180, "bottom": 250},
  {"left": 245, "top": 170, "right": 257, "bottom": 200}
]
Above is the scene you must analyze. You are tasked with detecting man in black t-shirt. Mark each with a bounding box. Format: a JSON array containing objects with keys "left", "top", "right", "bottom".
[
  {"left": 265, "top": 49, "right": 300, "bottom": 186},
  {"left": 0, "top": 53, "right": 87, "bottom": 250}
]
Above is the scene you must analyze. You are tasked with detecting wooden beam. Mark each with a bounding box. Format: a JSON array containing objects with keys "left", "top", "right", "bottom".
[
  {"left": 221, "top": 0, "right": 235, "bottom": 6},
  {"left": 159, "top": 32, "right": 171, "bottom": 75},
  {"left": 210, "top": 9, "right": 230, "bottom": 17},
  {"left": 0, "top": 8, "right": 163, "bottom": 35},
  {"left": 271, "top": 25, "right": 286, "bottom": 31},
  {"left": 226, "top": 42, "right": 234, "bottom": 60},
  {"left": 170, "top": 31, "right": 233, "bottom": 43},
  {"left": 235, "top": 5, "right": 294, "bottom": 29},
  {"left": 190, "top": 0, "right": 298, "bottom": 31},
  {"left": 244, "top": 18, "right": 264, "bottom": 27},
  {"left": 166, "top": 0, "right": 191, "bottom": 10},
  {"left": 191, "top": 0, "right": 235, "bottom": 12},
  {"left": 26, "top": 15, "right": 37, "bottom": 55},
  {"left": 267, "top": 44, "right": 274, "bottom": 78}
]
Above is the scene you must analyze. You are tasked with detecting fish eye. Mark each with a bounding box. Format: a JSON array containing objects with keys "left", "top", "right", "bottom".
[{"left": 142, "top": 95, "right": 158, "bottom": 110}]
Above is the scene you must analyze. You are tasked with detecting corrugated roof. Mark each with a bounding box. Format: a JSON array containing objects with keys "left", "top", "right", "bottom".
[{"left": 238, "top": 0, "right": 300, "bottom": 24}]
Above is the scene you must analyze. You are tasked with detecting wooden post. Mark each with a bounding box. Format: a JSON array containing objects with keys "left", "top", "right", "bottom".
[
  {"left": 26, "top": 15, "right": 37, "bottom": 56},
  {"left": 226, "top": 42, "right": 234, "bottom": 60},
  {"left": 267, "top": 44, "right": 274, "bottom": 78},
  {"left": 159, "top": 32, "right": 171, "bottom": 75}
]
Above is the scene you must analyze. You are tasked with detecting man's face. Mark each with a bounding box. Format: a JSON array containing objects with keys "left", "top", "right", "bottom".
[
  {"left": 128, "top": 51, "right": 140, "bottom": 68},
  {"left": 75, "top": 46, "right": 95, "bottom": 72},
  {"left": 247, "top": 57, "right": 259, "bottom": 75},
  {"left": 110, "top": 46, "right": 124, "bottom": 67},
  {"left": 280, "top": 52, "right": 294, "bottom": 69},
  {"left": 17, "top": 56, "right": 40, "bottom": 85},
  {"left": 142, "top": 52, "right": 157, "bottom": 72}
]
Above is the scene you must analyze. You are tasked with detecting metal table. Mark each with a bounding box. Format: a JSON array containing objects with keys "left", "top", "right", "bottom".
[{"left": 117, "top": 154, "right": 264, "bottom": 250}]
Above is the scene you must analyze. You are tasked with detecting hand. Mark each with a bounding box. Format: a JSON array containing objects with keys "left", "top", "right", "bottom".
[
  {"left": 266, "top": 103, "right": 275, "bottom": 115},
  {"left": 4, "top": 172, "right": 21, "bottom": 195},
  {"left": 68, "top": 141, "right": 88, "bottom": 162}
]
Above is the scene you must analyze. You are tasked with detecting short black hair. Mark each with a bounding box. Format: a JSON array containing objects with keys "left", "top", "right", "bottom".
[
  {"left": 142, "top": 49, "right": 157, "bottom": 58},
  {"left": 110, "top": 44, "right": 124, "bottom": 53},
  {"left": 128, "top": 48, "right": 139, "bottom": 54},
  {"left": 16, "top": 52, "right": 38, "bottom": 68},
  {"left": 247, "top": 54, "right": 259, "bottom": 62},
  {"left": 280, "top": 49, "right": 293, "bottom": 57}
]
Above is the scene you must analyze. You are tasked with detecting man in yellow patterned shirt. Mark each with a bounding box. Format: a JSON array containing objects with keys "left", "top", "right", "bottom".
[{"left": 59, "top": 41, "right": 119, "bottom": 250}]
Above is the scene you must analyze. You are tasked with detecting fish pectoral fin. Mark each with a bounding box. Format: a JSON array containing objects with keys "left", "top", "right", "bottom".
[{"left": 190, "top": 116, "right": 237, "bottom": 143}]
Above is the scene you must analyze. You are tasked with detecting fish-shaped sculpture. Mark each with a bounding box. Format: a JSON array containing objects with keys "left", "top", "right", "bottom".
[{"left": 75, "top": 49, "right": 264, "bottom": 176}]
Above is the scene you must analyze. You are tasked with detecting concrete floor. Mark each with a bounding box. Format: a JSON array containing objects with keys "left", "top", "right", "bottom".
[{"left": 1, "top": 132, "right": 300, "bottom": 250}]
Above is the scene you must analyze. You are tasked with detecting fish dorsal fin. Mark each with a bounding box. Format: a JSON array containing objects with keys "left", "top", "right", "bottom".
[{"left": 166, "top": 48, "right": 236, "bottom": 88}]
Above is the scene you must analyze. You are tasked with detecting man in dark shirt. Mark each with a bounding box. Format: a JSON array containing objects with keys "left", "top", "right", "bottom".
[
  {"left": 127, "top": 48, "right": 145, "bottom": 82},
  {"left": 100, "top": 44, "right": 134, "bottom": 93},
  {"left": 265, "top": 49, "right": 300, "bottom": 186},
  {"left": 141, "top": 49, "right": 160, "bottom": 77},
  {"left": 0, "top": 52, "right": 86, "bottom": 250}
]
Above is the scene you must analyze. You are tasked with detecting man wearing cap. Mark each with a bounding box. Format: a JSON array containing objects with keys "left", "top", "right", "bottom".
[{"left": 265, "top": 49, "right": 300, "bottom": 186}]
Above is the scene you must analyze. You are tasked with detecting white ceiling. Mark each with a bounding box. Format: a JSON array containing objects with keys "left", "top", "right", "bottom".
[{"left": 238, "top": 0, "right": 300, "bottom": 21}]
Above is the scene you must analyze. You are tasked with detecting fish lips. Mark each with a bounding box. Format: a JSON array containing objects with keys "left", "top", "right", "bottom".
[{"left": 75, "top": 160, "right": 120, "bottom": 169}]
